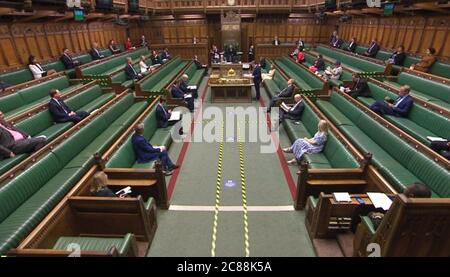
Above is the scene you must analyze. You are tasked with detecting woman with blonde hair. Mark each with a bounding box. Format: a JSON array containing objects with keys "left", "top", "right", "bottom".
[
  {"left": 283, "top": 119, "right": 329, "bottom": 165},
  {"left": 262, "top": 64, "right": 276, "bottom": 80},
  {"left": 90, "top": 171, "right": 119, "bottom": 197},
  {"left": 139, "top": 55, "right": 150, "bottom": 73}
]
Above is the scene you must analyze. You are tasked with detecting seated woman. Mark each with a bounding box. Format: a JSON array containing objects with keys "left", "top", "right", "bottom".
[
  {"left": 323, "top": 60, "right": 342, "bottom": 80},
  {"left": 262, "top": 64, "right": 276, "bottom": 80},
  {"left": 90, "top": 171, "right": 126, "bottom": 198},
  {"left": 296, "top": 47, "right": 305, "bottom": 63},
  {"left": 108, "top": 39, "right": 121, "bottom": 54},
  {"left": 139, "top": 55, "right": 150, "bottom": 73},
  {"left": 308, "top": 54, "right": 325, "bottom": 73},
  {"left": 124, "top": 37, "right": 136, "bottom": 51},
  {"left": 283, "top": 120, "right": 328, "bottom": 165},
  {"left": 28, "top": 55, "right": 56, "bottom": 80},
  {"left": 409, "top": 47, "right": 436, "bottom": 73}
]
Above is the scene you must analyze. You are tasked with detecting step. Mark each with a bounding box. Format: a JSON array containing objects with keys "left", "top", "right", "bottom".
[
  {"left": 336, "top": 231, "right": 355, "bottom": 257},
  {"left": 312, "top": 238, "right": 344, "bottom": 257},
  {"left": 307, "top": 179, "right": 367, "bottom": 186}
]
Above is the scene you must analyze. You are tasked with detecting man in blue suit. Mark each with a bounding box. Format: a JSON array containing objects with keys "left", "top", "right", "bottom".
[
  {"left": 48, "top": 89, "right": 89, "bottom": 123},
  {"left": 252, "top": 60, "right": 262, "bottom": 100},
  {"left": 131, "top": 123, "right": 179, "bottom": 175},
  {"left": 369, "top": 85, "right": 414, "bottom": 117},
  {"left": 89, "top": 42, "right": 104, "bottom": 60},
  {"left": 171, "top": 80, "right": 194, "bottom": 112},
  {"left": 125, "top": 57, "right": 143, "bottom": 81},
  {"left": 364, "top": 38, "right": 380, "bottom": 58},
  {"left": 156, "top": 97, "right": 184, "bottom": 135},
  {"left": 279, "top": 94, "right": 305, "bottom": 123}
]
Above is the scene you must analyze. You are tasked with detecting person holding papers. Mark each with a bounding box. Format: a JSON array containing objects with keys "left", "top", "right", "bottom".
[
  {"left": 171, "top": 80, "right": 194, "bottom": 112},
  {"left": 91, "top": 171, "right": 119, "bottom": 197},
  {"left": 125, "top": 57, "right": 143, "bottom": 81},
  {"left": 369, "top": 85, "right": 413, "bottom": 117},
  {"left": 266, "top": 79, "right": 295, "bottom": 113},
  {"left": 283, "top": 120, "right": 328, "bottom": 165},
  {"left": 156, "top": 97, "right": 183, "bottom": 135},
  {"left": 279, "top": 94, "right": 305, "bottom": 123},
  {"left": 193, "top": 55, "right": 207, "bottom": 69},
  {"left": 0, "top": 110, "right": 47, "bottom": 160},
  {"left": 48, "top": 89, "right": 89, "bottom": 123},
  {"left": 346, "top": 37, "right": 357, "bottom": 53},
  {"left": 324, "top": 60, "right": 343, "bottom": 80}
]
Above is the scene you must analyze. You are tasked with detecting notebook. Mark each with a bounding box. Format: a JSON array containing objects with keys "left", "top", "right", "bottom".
[
  {"left": 427, "top": 136, "right": 447, "bottom": 142},
  {"left": 169, "top": 111, "right": 181, "bottom": 121}
]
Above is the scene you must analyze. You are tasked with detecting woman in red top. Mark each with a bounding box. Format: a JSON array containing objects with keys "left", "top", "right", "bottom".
[
  {"left": 296, "top": 47, "right": 305, "bottom": 63},
  {"left": 124, "top": 37, "right": 136, "bottom": 51}
]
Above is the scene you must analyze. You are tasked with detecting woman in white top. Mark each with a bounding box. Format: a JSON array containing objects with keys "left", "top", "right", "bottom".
[
  {"left": 139, "top": 55, "right": 150, "bottom": 73},
  {"left": 324, "top": 61, "right": 342, "bottom": 80},
  {"left": 28, "top": 55, "right": 56, "bottom": 80},
  {"left": 262, "top": 64, "right": 276, "bottom": 80}
]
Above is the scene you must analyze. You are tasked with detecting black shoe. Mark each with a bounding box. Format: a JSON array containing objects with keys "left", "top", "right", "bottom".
[{"left": 168, "top": 164, "right": 180, "bottom": 171}]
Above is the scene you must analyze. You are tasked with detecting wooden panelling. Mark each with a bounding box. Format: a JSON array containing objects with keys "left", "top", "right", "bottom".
[
  {"left": 0, "top": 23, "right": 126, "bottom": 70},
  {"left": 338, "top": 16, "right": 450, "bottom": 59}
]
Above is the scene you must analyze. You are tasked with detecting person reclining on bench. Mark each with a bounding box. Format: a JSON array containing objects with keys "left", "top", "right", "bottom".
[
  {"left": 132, "top": 123, "right": 179, "bottom": 176},
  {"left": 279, "top": 94, "right": 305, "bottom": 124},
  {"left": 125, "top": 57, "right": 143, "bottom": 81},
  {"left": 0, "top": 110, "right": 47, "bottom": 160},
  {"left": 266, "top": 78, "right": 295, "bottom": 113},
  {"left": 48, "top": 88, "right": 90, "bottom": 123},
  {"left": 369, "top": 85, "right": 413, "bottom": 118},
  {"left": 282, "top": 120, "right": 328, "bottom": 165}
]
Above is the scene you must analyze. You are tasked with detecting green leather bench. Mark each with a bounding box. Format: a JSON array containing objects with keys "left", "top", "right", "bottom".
[
  {"left": 263, "top": 60, "right": 289, "bottom": 99},
  {"left": 383, "top": 71, "right": 450, "bottom": 110},
  {"left": 0, "top": 94, "right": 148, "bottom": 254},
  {"left": 0, "top": 76, "right": 85, "bottom": 120},
  {"left": 110, "top": 57, "right": 154, "bottom": 89},
  {"left": 183, "top": 62, "right": 206, "bottom": 87},
  {"left": 0, "top": 84, "right": 115, "bottom": 175},
  {"left": 316, "top": 91, "right": 450, "bottom": 197},
  {"left": 357, "top": 83, "right": 450, "bottom": 146},
  {"left": 139, "top": 58, "right": 188, "bottom": 94},
  {"left": 283, "top": 104, "right": 360, "bottom": 169},
  {"left": 314, "top": 46, "right": 387, "bottom": 74},
  {"left": 106, "top": 105, "right": 174, "bottom": 169},
  {"left": 52, "top": 233, "right": 135, "bottom": 256},
  {"left": 81, "top": 47, "right": 149, "bottom": 77},
  {"left": 274, "top": 57, "right": 323, "bottom": 91},
  {"left": 302, "top": 52, "right": 352, "bottom": 87}
]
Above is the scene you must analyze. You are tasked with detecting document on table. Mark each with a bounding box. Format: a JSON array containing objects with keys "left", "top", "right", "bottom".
[
  {"left": 333, "top": 192, "right": 352, "bottom": 202},
  {"left": 367, "top": 192, "right": 393, "bottom": 211}
]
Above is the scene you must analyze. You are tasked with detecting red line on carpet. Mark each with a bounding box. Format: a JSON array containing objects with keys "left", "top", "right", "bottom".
[
  {"left": 258, "top": 97, "right": 297, "bottom": 200},
  {"left": 167, "top": 80, "right": 209, "bottom": 200}
]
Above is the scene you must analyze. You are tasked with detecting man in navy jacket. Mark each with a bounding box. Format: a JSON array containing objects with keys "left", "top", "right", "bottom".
[
  {"left": 252, "top": 61, "right": 262, "bottom": 100},
  {"left": 125, "top": 57, "right": 143, "bottom": 80},
  {"left": 131, "top": 123, "right": 179, "bottom": 175},
  {"left": 364, "top": 38, "right": 380, "bottom": 57},
  {"left": 369, "top": 85, "right": 414, "bottom": 117},
  {"left": 48, "top": 89, "right": 89, "bottom": 123}
]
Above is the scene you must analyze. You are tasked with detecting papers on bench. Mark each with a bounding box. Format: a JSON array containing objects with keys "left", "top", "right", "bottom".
[
  {"left": 333, "top": 192, "right": 352, "bottom": 202},
  {"left": 116, "top": 186, "right": 132, "bottom": 196},
  {"left": 169, "top": 111, "right": 181, "bottom": 121},
  {"left": 184, "top": 93, "right": 193, "bottom": 99},
  {"left": 367, "top": 192, "right": 393, "bottom": 211},
  {"left": 187, "top": 85, "right": 197, "bottom": 90},
  {"left": 427, "top": 136, "right": 447, "bottom": 142}
]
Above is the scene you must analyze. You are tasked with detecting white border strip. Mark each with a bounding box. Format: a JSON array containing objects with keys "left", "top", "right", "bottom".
[{"left": 169, "top": 205, "right": 294, "bottom": 212}]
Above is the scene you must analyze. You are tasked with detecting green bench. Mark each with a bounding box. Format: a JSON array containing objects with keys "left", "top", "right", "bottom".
[
  {"left": 183, "top": 62, "right": 206, "bottom": 87},
  {"left": 274, "top": 57, "right": 324, "bottom": 92},
  {"left": 314, "top": 46, "right": 388, "bottom": 74},
  {"left": 283, "top": 104, "right": 360, "bottom": 169},
  {"left": 80, "top": 47, "right": 149, "bottom": 77},
  {"left": 315, "top": 91, "right": 450, "bottom": 197},
  {"left": 263, "top": 60, "right": 289, "bottom": 99},
  {"left": 0, "top": 84, "right": 115, "bottom": 175},
  {"left": 383, "top": 71, "right": 450, "bottom": 110},
  {"left": 302, "top": 52, "right": 353, "bottom": 87},
  {"left": 0, "top": 76, "right": 85, "bottom": 120},
  {"left": 52, "top": 233, "right": 136, "bottom": 257},
  {"left": 106, "top": 105, "right": 174, "bottom": 169},
  {"left": 138, "top": 58, "right": 188, "bottom": 94},
  {"left": 110, "top": 57, "right": 155, "bottom": 89},
  {"left": 357, "top": 83, "right": 450, "bottom": 146},
  {"left": 0, "top": 94, "right": 148, "bottom": 254}
]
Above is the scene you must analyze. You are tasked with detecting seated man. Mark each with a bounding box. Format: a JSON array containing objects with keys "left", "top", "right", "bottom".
[
  {"left": 48, "top": 89, "right": 89, "bottom": 123},
  {"left": 369, "top": 85, "right": 413, "bottom": 117},
  {"left": 363, "top": 38, "right": 380, "bottom": 57},
  {"left": 131, "top": 123, "right": 179, "bottom": 175},
  {"left": 0, "top": 110, "right": 46, "bottom": 160},
  {"left": 193, "top": 55, "right": 207, "bottom": 69},
  {"left": 385, "top": 46, "right": 406, "bottom": 66},
  {"left": 279, "top": 94, "right": 304, "bottom": 123},
  {"left": 340, "top": 73, "right": 370, "bottom": 98},
  {"left": 89, "top": 42, "right": 104, "bottom": 60},
  {"left": 60, "top": 48, "right": 80, "bottom": 69},
  {"left": 171, "top": 80, "right": 194, "bottom": 112},
  {"left": 151, "top": 50, "right": 162, "bottom": 65},
  {"left": 346, "top": 37, "right": 357, "bottom": 53},
  {"left": 156, "top": 97, "right": 184, "bottom": 135},
  {"left": 125, "top": 57, "right": 143, "bottom": 81},
  {"left": 430, "top": 139, "right": 450, "bottom": 160},
  {"left": 161, "top": 48, "right": 171, "bottom": 63},
  {"left": 267, "top": 79, "right": 295, "bottom": 113},
  {"left": 331, "top": 35, "right": 343, "bottom": 48}
]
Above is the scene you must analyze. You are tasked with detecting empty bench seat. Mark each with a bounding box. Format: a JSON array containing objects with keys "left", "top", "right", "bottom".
[
  {"left": 275, "top": 57, "right": 324, "bottom": 91},
  {"left": 183, "top": 62, "right": 206, "bottom": 87}
]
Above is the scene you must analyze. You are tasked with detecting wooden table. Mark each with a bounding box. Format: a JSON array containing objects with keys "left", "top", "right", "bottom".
[{"left": 210, "top": 83, "right": 253, "bottom": 103}]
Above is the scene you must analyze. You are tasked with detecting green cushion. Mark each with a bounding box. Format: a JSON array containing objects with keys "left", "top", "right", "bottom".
[
  {"left": 53, "top": 233, "right": 134, "bottom": 256},
  {"left": 0, "top": 68, "right": 33, "bottom": 85},
  {"left": 360, "top": 216, "right": 376, "bottom": 235}
]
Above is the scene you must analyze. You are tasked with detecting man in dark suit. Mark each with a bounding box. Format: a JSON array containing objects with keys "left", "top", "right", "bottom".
[
  {"left": 140, "top": 35, "right": 148, "bottom": 47},
  {"left": 267, "top": 79, "right": 295, "bottom": 113},
  {"left": 156, "top": 97, "right": 171, "bottom": 128},
  {"left": 296, "top": 38, "right": 305, "bottom": 49},
  {"left": 161, "top": 48, "right": 171, "bottom": 62},
  {"left": 430, "top": 139, "right": 450, "bottom": 160},
  {"left": 385, "top": 46, "right": 406, "bottom": 66},
  {"left": 370, "top": 85, "right": 413, "bottom": 117},
  {"left": 48, "top": 89, "right": 89, "bottom": 123},
  {"left": 0, "top": 110, "right": 46, "bottom": 160},
  {"left": 193, "top": 55, "right": 207, "bottom": 69},
  {"left": 330, "top": 31, "right": 338, "bottom": 46},
  {"left": 171, "top": 81, "right": 194, "bottom": 112},
  {"left": 346, "top": 38, "right": 357, "bottom": 53},
  {"left": 125, "top": 57, "right": 143, "bottom": 81},
  {"left": 272, "top": 36, "right": 281, "bottom": 46},
  {"left": 252, "top": 60, "right": 262, "bottom": 100},
  {"left": 131, "top": 123, "right": 179, "bottom": 175},
  {"left": 248, "top": 45, "right": 255, "bottom": 63},
  {"left": 89, "top": 42, "right": 104, "bottom": 60},
  {"left": 60, "top": 48, "right": 80, "bottom": 69},
  {"left": 364, "top": 38, "right": 380, "bottom": 57},
  {"left": 342, "top": 73, "right": 370, "bottom": 98},
  {"left": 279, "top": 94, "right": 305, "bottom": 123},
  {"left": 331, "top": 35, "right": 343, "bottom": 48}
]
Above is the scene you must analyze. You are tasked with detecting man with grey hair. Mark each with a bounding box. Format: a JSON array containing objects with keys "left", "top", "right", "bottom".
[
  {"left": 279, "top": 94, "right": 305, "bottom": 123},
  {"left": 369, "top": 85, "right": 413, "bottom": 117},
  {"left": 125, "top": 57, "right": 143, "bottom": 81},
  {"left": 267, "top": 79, "right": 295, "bottom": 113},
  {"left": 89, "top": 42, "right": 104, "bottom": 60},
  {"left": 131, "top": 123, "right": 179, "bottom": 175}
]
